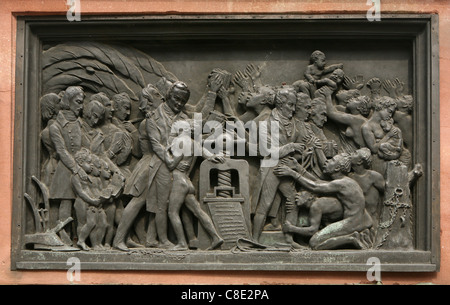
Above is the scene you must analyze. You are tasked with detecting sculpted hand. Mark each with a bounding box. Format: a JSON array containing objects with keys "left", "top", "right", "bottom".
[
  {"left": 303, "top": 134, "right": 322, "bottom": 149},
  {"left": 122, "top": 121, "right": 137, "bottom": 133},
  {"left": 100, "top": 189, "right": 112, "bottom": 201},
  {"left": 382, "top": 79, "right": 397, "bottom": 98},
  {"left": 366, "top": 77, "right": 382, "bottom": 91},
  {"left": 343, "top": 75, "right": 365, "bottom": 90},
  {"left": 208, "top": 73, "right": 223, "bottom": 93},
  {"left": 164, "top": 146, "right": 183, "bottom": 169},
  {"left": 238, "top": 91, "right": 251, "bottom": 106},
  {"left": 77, "top": 167, "right": 89, "bottom": 182},
  {"left": 316, "top": 86, "right": 333, "bottom": 98},
  {"left": 387, "top": 128, "right": 399, "bottom": 138},
  {"left": 110, "top": 137, "right": 124, "bottom": 155},
  {"left": 394, "top": 78, "right": 405, "bottom": 97},
  {"left": 279, "top": 143, "right": 295, "bottom": 158},
  {"left": 292, "top": 143, "right": 306, "bottom": 153},
  {"left": 273, "top": 165, "right": 296, "bottom": 178},
  {"left": 285, "top": 200, "right": 295, "bottom": 214},
  {"left": 280, "top": 156, "right": 300, "bottom": 170},
  {"left": 245, "top": 63, "right": 262, "bottom": 86},
  {"left": 208, "top": 154, "right": 225, "bottom": 164},
  {"left": 177, "top": 161, "right": 191, "bottom": 172},
  {"left": 233, "top": 70, "right": 253, "bottom": 92},
  {"left": 217, "top": 86, "right": 229, "bottom": 100}
]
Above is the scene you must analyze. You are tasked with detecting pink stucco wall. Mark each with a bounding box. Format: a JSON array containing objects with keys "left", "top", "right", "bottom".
[{"left": 0, "top": 0, "right": 448, "bottom": 284}]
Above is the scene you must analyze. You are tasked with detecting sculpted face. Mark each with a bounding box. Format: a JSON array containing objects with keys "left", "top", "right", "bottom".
[
  {"left": 347, "top": 97, "right": 370, "bottom": 117},
  {"left": 167, "top": 87, "right": 189, "bottom": 113},
  {"left": 69, "top": 93, "right": 84, "bottom": 117},
  {"left": 103, "top": 99, "right": 114, "bottom": 121},
  {"left": 379, "top": 107, "right": 394, "bottom": 121},
  {"left": 351, "top": 148, "right": 372, "bottom": 168},
  {"left": 246, "top": 92, "right": 264, "bottom": 109},
  {"left": 380, "top": 118, "right": 394, "bottom": 132},
  {"left": 101, "top": 162, "right": 112, "bottom": 180},
  {"left": 89, "top": 155, "right": 101, "bottom": 177},
  {"left": 322, "top": 157, "right": 338, "bottom": 175},
  {"left": 115, "top": 100, "right": 131, "bottom": 121},
  {"left": 86, "top": 105, "right": 104, "bottom": 128},
  {"left": 350, "top": 151, "right": 362, "bottom": 165},
  {"left": 311, "top": 103, "right": 327, "bottom": 128},
  {"left": 315, "top": 54, "right": 326, "bottom": 69},
  {"left": 80, "top": 155, "right": 93, "bottom": 174},
  {"left": 295, "top": 94, "right": 312, "bottom": 121},
  {"left": 396, "top": 95, "right": 413, "bottom": 113},
  {"left": 141, "top": 86, "right": 164, "bottom": 115},
  {"left": 329, "top": 69, "right": 344, "bottom": 84},
  {"left": 279, "top": 92, "right": 296, "bottom": 119}
]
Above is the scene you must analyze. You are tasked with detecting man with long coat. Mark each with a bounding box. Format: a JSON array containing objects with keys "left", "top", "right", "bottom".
[
  {"left": 145, "top": 81, "right": 191, "bottom": 249},
  {"left": 49, "top": 86, "right": 89, "bottom": 245},
  {"left": 251, "top": 87, "right": 305, "bottom": 248}
]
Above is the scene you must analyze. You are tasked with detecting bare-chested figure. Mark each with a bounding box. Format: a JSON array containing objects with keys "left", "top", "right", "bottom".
[{"left": 274, "top": 153, "right": 373, "bottom": 250}]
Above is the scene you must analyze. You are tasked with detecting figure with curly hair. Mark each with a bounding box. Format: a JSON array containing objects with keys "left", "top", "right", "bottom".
[{"left": 274, "top": 152, "right": 373, "bottom": 250}]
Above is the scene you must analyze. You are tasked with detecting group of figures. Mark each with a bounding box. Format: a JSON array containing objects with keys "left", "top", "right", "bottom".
[{"left": 28, "top": 48, "right": 423, "bottom": 253}]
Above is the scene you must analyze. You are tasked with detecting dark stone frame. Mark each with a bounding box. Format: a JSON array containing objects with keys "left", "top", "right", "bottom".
[{"left": 11, "top": 14, "right": 440, "bottom": 272}]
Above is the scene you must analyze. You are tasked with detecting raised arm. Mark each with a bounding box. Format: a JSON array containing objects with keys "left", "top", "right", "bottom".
[
  {"left": 318, "top": 86, "right": 355, "bottom": 126},
  {"left": 323, "top": 63, "right": 344, "bottom": 74},
  {"left": 218, "top": 87, "right": 237, "bottom": 117},
  {"left": 185, "top": 74, "right": 222, "bottom": 117}
]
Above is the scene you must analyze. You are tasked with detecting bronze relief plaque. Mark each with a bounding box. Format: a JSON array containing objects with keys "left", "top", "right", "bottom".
[{"left": 11, "top": 14, "right": 440, "bottom": 271}]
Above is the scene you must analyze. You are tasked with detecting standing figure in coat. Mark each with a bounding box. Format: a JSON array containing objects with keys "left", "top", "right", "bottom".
[
  {"left": 145, "top": 81, "right": 192, "bottom": 249},
  {"left": 251, "top": 87, "right": 305, "bottom": 248},
  {"left": 48, "top": 86, "right": 89, "bottom": 245},
  {"left": 113, "top": 84, "right": 164, "bottom": 251}
]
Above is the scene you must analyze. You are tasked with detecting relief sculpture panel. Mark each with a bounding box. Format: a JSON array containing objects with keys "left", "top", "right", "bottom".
[{"left": 13, "top": 16, "right": 439, "bottom": 271}]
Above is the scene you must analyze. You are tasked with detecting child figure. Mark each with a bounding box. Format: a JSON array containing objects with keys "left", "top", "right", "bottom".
[
  {"left": 297, "top": 50, "right": 344, "bottom": 98},
  {"left": 72, "top": 148, "right": 111, "bottom": 251},
  {"left": 313, "top": 68, "right": 345, "bottom": 98},
  {"left": 99, "top": 158, "right": 125, "bottom": 249},
  {"left": 378, "top": 118, "right": 403, "bottom": 161},
  {"left": 90, "top": 154, "right": 105, "bottom": 193},
  {"left": 166, "top": 120, "right": 224, "bottom": 251}
]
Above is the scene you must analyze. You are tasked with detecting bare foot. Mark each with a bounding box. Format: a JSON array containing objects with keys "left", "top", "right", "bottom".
[
  {"left": 145, "top": 240, "right": 159, "bottom": 248},
  {"left": 77, "top": 241, "right": 91, "bottom": 251},
  {"left": 92, "top": 244, "right": 105, "bottom": 251},
  {"left": 173, "top": 244, "right": 189, "bottom": 251},
  {"left": 126, "top": 238, "right": 144, "bottom": 248},
  {"left": 113, "top": 242, "right": 130, "bottom": 252},
  {"left": 207, "top": 237, "right": 224, "bottom": 250},
  {"left": 159, "top": 241, "right": 175, "bottom": 249}
]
